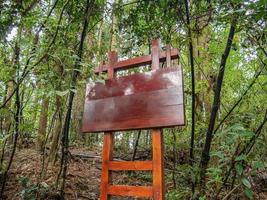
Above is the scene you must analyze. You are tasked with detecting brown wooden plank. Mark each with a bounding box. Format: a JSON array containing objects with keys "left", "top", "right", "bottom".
[
  {"left": 95, "top": 48, "right": 179, "bottom": 73},
  {"left": 152, "top": 129, "right": 165, "bottom": 200},
  {"left": 107, "top": 185, "right": 153, "bottom": 197},
  {"left": 100, "top": 133, "right": 114, "bottom": 200},
  {"left": 82, "top": 66, "right": 185, "bottom": 133},
  {"left": 108, "top": 161, "right": 152, "bottom": 171},
  {"left": 87, "top": 67, "right": 182, "bottom": 100},
  {"left": 82, "top": 88, "right": 184, "bottom": 132}
]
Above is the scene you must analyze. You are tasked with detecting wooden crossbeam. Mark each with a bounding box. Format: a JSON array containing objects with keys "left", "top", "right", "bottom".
[
  {"left": 107, "top": 185, "right": 153, "bottom": 197},
  {"left": 108, "top": 161, "right": 153, "bottom": 171},
  {"left": 95, "top": 48, "right": 179, "bottom": 74}
]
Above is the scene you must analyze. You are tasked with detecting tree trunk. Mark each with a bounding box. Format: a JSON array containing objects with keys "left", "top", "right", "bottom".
[
  {"left": 72, "top": 84, "right": 86, "bottom": 144},
  {"left": 58, "top": 0, "right": 94, "bottom": 198},
  {"left": 36, "top": 97, "right": 49, "bottom": 152},
  {"left": 48, "top": 96, "right": 63, "bottom": 164},
  {"left": 132, "top": 130, "right": 141, "bottom": 161},
  {"left": 109, "top": 0, "right": 118, "bottom": 52},
  {"left": 2, "top": 81, "right": 14, "bottom": 136},
  {"left": 0, "top": 25, "right": 22, "bottom": 198},
  {"left": 199, "top": 17, "right": 238, "bottom": 192},
  {"left": 184, "top": 0, "right": 196, "bottom": 194}
]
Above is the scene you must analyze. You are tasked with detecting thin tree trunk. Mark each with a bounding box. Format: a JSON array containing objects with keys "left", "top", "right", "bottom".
[
  {"left": 0, "top": 82, "right": 21, "bottom": 198},
  {"left": 184, "top": 0, "right": 195, "bottom": 165},
  {"left": 2, "top": 81, "right": 15, "bottom": 136},
  {"left": 109, "top": 0, "right": 117, "bottom": 51},
  {"left": 184, "top": 0, "right": 196, "bottom": 194},
  {"left": 199, "top": 17, "right": 238, "bottom": 190},
  {"left": 132, "top": 130, "right": 141, "bottom": 161},
  {"left": 58, "top": 0, "right": 94, "bottom": 198},
  {"left": 0, "top": 32, "right": 21, "bottom": 198},
  {"left": 48, "top": 96, "right": 63, "bottom": 164},
  {"left": 172, "top": 130, "right": 177, "bottom": 189},
  {"left": 36, "top": 97, "right": 49, "bottom": 152},
  {"left": 0, "top": 139, "right": 8, "bottom": 171},
  {"left": 97, "top": 20, "right": 103, "bottom": 60}
]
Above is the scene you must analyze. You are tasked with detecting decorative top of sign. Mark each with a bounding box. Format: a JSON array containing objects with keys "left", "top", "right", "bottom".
[{"left": 82, "top": 39, "right": 185, "bottom": 133}]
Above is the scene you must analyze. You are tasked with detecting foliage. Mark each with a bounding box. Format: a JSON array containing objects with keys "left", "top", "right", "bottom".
[{"left": 0, "top": 0, "right": 266, "bottom": 199}]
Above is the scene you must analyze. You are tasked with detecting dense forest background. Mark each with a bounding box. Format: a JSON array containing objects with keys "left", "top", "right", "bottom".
[{"left": 0, "top": 0, "right": 266, "bottom": 199}]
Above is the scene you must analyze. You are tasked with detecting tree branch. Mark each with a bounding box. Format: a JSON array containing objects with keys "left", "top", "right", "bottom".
[{"left": 213, "top": 62, "right": 266, "bottom": 134}]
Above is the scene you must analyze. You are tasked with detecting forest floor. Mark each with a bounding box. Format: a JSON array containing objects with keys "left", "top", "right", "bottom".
[
  {"left": 5, "top": 147, "right": 101, "bottom": 199},
  {"left": 3, "top": 147, "right": 267, "bottom": 200},
  {"left": 4, "top": 147, "right": 155, "bottom": 200}
]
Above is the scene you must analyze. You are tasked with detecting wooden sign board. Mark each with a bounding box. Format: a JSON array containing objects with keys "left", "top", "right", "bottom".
[{"left": 82, "top": 67, "right": 185, "bottom": 133}]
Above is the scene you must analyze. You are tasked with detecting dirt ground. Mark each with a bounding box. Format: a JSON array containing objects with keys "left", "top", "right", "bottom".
[
  {"left": 4, "top": 147, "right": 100, "bottom": 199},
  {"left": 4, "top": 147, "right": 152, "bottom": 200},
  {"left": 3, "top": 147, "right": 267, "bottom": 200}
]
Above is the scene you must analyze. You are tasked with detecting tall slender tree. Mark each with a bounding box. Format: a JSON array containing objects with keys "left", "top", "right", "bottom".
[
  {"left": 199, "top": 16, "right": 238, "bottom": 190},
  {"left": 59, "top": 0, "right": 95, "bottom": 198}
]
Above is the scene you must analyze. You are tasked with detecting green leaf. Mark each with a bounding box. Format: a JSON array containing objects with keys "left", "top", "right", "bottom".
[
  {"left": 235, "top": 154, "right": 247, "bottom": 161},
  {"left": 70, "top": 89, "right": 77, "bottom": 93},
  {"left": 230, "top": 124, "right": 246, "bottom": 132},
  {"left": 55, "top": 90, "right": 69, "bottom": 97},
  {"left": 242, "top": 177, "right": 251, "bottom": 188},
  {"left": 235, "top": 164, "right": 243, "bottom": 175},
  {"left": 234, "top": 8, "right": 246, "bottom": 13},
  {"left": 253, "top": 161, "right": 264, "bottom": 170},
  {"left": 211, "top": 151, "right": 224, "bottom": 159},
  {"left": 244, "top": 187, "right": 253, "bottom": 199}
]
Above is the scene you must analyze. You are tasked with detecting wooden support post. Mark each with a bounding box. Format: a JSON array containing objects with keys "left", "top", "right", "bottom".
[
  {"left": 152, "top": 129, "right": 165, "bottom": 200},
  {"left": 166, "top": 44, "right": 171, "bottom": 68},
  {"left": 151, "top": 39, "right": 165, "bottom": 200},
  {"left": 100, "top": 132, "right": 114, "bottom": 200},
  {"left": 100, "top": 51, "right": 117, "bottom": 200},
  {"left": 107, "top": 51, "right": 117, "bottom": 79},
  {"left": 151, "top": 39, "right": 160, "bottom": 70}
]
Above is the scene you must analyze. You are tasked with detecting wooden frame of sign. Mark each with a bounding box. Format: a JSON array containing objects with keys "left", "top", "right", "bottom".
[{"left": 82, "top": 39, "right": 185, "bottom": 200}]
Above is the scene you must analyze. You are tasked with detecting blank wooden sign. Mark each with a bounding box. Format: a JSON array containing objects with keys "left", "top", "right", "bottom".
[{"left": 82, "top": 67, "right": 185, "bottom": 133}]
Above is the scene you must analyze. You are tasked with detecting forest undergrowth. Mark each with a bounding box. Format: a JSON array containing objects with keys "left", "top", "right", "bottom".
[{"left": 2, "top": 144, "right": 267, "bottom": 200}]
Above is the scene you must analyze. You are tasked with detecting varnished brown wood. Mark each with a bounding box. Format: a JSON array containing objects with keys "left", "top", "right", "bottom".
[
  {"left": 82, "top": 68, "right": 185, "bottom": 133},
  {"left": 107, "top": 185, "right": 153, "bottom": 197},
  {"left": 86, "top": 67, "right": 183, "bottom": 100},
  {"left": 100, "top": 133, "right": 114, "bottom": 200},
  {"left": 107, "top": 51, "right": 117, "bottom": 79},
  {"left": 108, "top": 161, "right": 153, "bottom": 171},
  {"left": 166, "top": 44, "right": 171, "bottom": 68},
  {"left": 83, "top": 90, "right": 184, "bottom": 132},
  {"left": 151, "top": 39, "right": 160, "bottom": 70},
  {"left": 100, "top": 51, "right": 117, "bottom": 200},
  {"left": 95, "top": 48, "right": 179, "bottom": 74},
  {"left": 88, "top": 39, "right": 182, "bottom": 200},
  {"left": 152, "top": 129, "right": 165, "bottom": 200},
  {"left": 151, "top": 39, "right": 165, "bottom": 200}
]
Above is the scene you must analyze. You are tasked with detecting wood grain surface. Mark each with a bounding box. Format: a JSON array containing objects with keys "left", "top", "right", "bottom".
[{"left": 82, "top": 67, "right": 185, "bottom": 133}]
